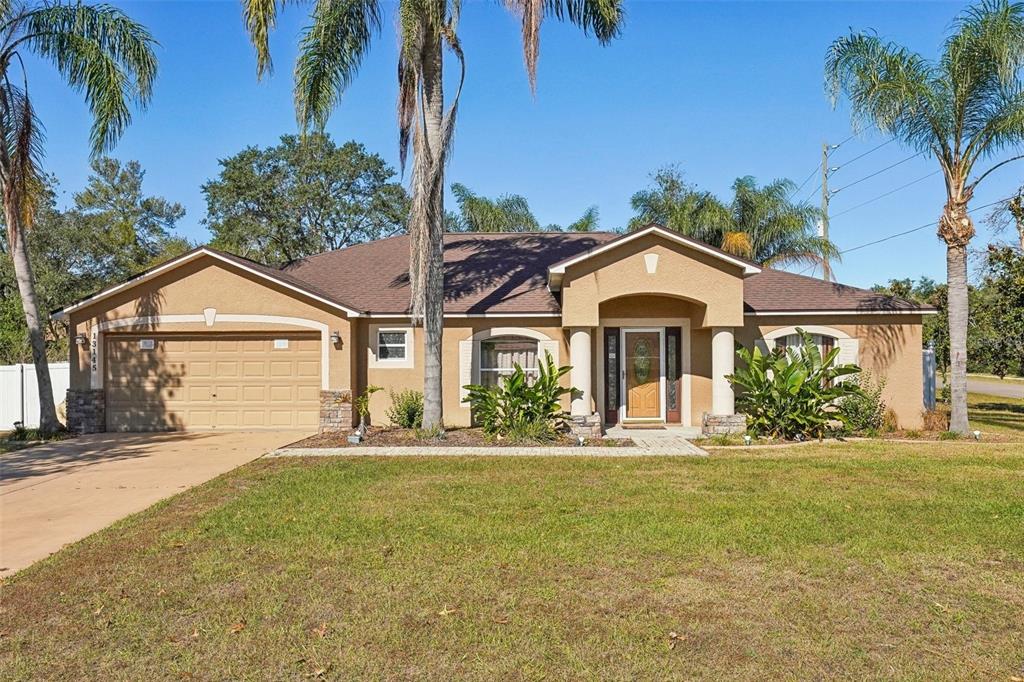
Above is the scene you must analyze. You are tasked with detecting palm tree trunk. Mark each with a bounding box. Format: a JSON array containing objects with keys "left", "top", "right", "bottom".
[
  {"left": 5, "top": 200, "right": 60, "bottom": 434},
  {"left": 940, "top": 197, "right": 972, "bottom": 435},
  {"left": 419, "top": 37, "right": 445, "bottom": 429}
]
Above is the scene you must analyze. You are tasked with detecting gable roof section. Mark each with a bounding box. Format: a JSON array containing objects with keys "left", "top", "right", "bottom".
[
  {"left": 284, "top": 232, "right": 615, "bottom": 316},
  {"left": 52, "top": 246, "right": 365, "bottom": 319},
  {"left": 547, "top": 224, "right": 761, "bottom": 291},
  {"left": 743, "top": 268, "right": 936, "bottom": 315}
]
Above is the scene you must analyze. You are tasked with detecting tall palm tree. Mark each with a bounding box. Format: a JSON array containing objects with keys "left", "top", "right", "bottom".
[
  {"left": 630, "top": 168, "right": 835, "bottom": 268},
  {"left": 827, "top": 0, "right": 1024, "bottom": 434},
  {"left": 242, "top": 0, "right": 623, "bottom": 428},
  {"left": 0, "top": 1, "right": 157, "bottom": 434}
]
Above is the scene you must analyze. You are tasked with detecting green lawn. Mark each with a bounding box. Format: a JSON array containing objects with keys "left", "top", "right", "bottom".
[
  {"left": 2, "top": 442, "right": 1023, "bottom": 680},
  {"left": 969, "top": 392, "right": 1024, "bottom": 436}
]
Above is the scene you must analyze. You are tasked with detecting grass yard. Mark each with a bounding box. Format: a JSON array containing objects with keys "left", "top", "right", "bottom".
[
  {"left": 2, "top": 441, "right": 1023, "bottom": 680},
  {"left": 969, "top": 392, "right": 1024, "bottom": 436}
]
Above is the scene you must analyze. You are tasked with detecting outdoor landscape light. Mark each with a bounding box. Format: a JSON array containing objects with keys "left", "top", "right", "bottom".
[
  {"left": 73, "top": 334, "right": 87, "bottom": 346},
  {"left": 973, "top": 430, "right": 981, "bottom": 441},
  {"left": 743, "top": 435, "right": 752, "bottom": 446}
]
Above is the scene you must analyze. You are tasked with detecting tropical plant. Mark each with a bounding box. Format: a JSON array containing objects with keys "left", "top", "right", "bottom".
[
  {"left": 462, "top": 352, "right": 572, "bottom": 441},
  {"left": 629, "top": 167, "right": 836, "bottom": 268},
  {"left": 204, "top": 134, "right": 408, "bottom": 266},
  {"left": 837, "top": 371, "right": 888, "bottom": 433},
  {"left": 446, "top": 183, "right": 599, "bottom": 233},
  {"left": 727, "top": 330, "right": 864, "bottom": 440},
  {"left": 0, "top": 1, "right": 157, "bottom": 434},
  {"left": 386, "top": 388, "right": 424, "bottom": 429},
  {"left": 826, "top": 0, "right": 1024, "bottom": 433},
  {"left": 354, "top": 385, "right": 383, "bottom": 429},
  {"left": 240, "top": 0, "right": 623, "bottom": 428}
]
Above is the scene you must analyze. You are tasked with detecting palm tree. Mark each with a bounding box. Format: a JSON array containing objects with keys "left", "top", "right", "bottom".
[
  {"left": 446, "top": 182, "right": 599, "bottom": 232},
  {"left": 827, "top": 0, "right": 1024, "bottom": 434},
  {"left": 0, "top": 2, "right": 157, "bottom": 434},
  {"left": 241, "top": 0, "right": 623, "bottom": 428},
  {"left": 629, "top": 167, "right": 836, "bottom": 268}
]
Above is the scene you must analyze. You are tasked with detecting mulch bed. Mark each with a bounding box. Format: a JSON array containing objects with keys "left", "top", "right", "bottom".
[{"left": 289, "top": 426, "right": 634, "bottom": 449}]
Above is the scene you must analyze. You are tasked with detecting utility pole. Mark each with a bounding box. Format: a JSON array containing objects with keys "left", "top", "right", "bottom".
[{"left": 820, "top": 141, "right": 832, "bottom": 281}]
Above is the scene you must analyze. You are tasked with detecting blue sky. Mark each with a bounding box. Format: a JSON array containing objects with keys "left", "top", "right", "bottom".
[{"left": 26, "top": 0, "right": 1022, "bottom": 288}]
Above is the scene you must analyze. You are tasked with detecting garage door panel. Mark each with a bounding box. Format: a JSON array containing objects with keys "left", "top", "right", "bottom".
[{"left": 105, "top": 333, "right": 320, "bottom": 432}]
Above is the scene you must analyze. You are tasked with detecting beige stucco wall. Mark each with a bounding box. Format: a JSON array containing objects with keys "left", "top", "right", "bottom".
[
  {"left": 357, "top": 318, "right": 569, "bottom": 428},
  {"left": 739, "top": 315, "right": 925, "bottom": 429},
  {"left": 560, "top": 233, "right": 747, "bottom": 328},
  {"left": 67, "top": 256, "right": 354, "bottom": 392}
]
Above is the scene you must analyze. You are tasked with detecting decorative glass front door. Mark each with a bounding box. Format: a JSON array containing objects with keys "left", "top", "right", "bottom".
[{"left": 623, "top": 330, "right": 662, "bottom": 419}]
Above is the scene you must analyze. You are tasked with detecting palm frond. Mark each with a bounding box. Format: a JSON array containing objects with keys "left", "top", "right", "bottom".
[
  {"left": 544, "top": 0, "right": 623, "bottom": 44},
  {"left": 0, "top": 77, "right": 43, "bottom": 242},
  {"left": 294, "top": 0, "right": 381, "bottom": 132},
  {"left": 242, "top": 0, "right": 283, "bottom": 78},
  {"left": 23, "top": 2, "right": 157, "bottom": 155}
]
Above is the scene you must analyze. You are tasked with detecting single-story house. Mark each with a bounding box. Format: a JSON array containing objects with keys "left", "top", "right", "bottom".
[{"left": 54, "top": 225, "right": 934, "bottom": 434}]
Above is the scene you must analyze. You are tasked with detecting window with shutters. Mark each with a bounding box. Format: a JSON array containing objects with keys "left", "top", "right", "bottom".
[{"left": 479, "top": 336, "right": 539, "bottom": 387}]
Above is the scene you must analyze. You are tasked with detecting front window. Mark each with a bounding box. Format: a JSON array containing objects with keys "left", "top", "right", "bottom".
[
  {"left": 775, "top": 334, "right": 835, "bottom": 357},
  {"left": 377, "top": 330, "right": 409, "bottom": 360},
  {"left": 480, "top": 336, "right": 539, "bottom": 387}
]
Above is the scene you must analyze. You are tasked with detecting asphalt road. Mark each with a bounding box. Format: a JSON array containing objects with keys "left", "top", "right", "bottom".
[{"left": 937, "top": 376, "right": 1024, "bottom": 400}]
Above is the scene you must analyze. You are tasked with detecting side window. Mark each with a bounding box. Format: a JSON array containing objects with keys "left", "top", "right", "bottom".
[{"left": 377, "top": 329, "right": 409, "bottom": 361}]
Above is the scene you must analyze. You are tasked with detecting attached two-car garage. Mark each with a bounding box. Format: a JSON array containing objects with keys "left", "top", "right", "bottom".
[{"left": 104, "top": 332, "right": 322, "bottom": 431}]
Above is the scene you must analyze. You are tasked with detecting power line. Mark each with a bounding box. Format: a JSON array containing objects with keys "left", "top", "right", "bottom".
[
  {"left": 832, "top": 139, "right": 893, "bottom": 169},
  {"left": 830, "top": 152, "right": 924, "bottom": 195},
  {"left": 798, "top": 195, "right": 1012, "bottom": 276},
  {"left": 791, "top": 166, "right": 819, "bottom": 197},
  {"left": 830, "top": 170, "right": 942, "bottom": 218}
]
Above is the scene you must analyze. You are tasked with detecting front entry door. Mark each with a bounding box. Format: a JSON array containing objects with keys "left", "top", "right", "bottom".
[{"left": 623, "top": 330, "right": 662, "bottom": 419}]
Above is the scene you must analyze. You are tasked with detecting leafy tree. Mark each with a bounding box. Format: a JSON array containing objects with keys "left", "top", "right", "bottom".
[
  {"left": 972, "top": 246, "right": 1024, "bottom": 377},
  {"left": 0, "top": 165, "right": 188, "bottom": 365},
  {"left": 826, "top": 0, "right": 1024, "bottom": 433},
  {"left": 986, "top": 186, "right": 1024, "bottom": 249},
  {"left": 241, "top": 0, "right": 624, "bottom": 427},
  {"left": 629, "top": 167, "right": 836, "bottom": 268},
  {"left": 0, "top": 1, "right": 157, "bottom": 433},
  {"left": 204, "top": 134, "right": 408, "bottom": 266},
  {"left": 446, "top": 183, "right": 599, "bottom": 233}
]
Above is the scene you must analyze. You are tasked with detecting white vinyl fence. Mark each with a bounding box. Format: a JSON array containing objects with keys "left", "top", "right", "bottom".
[{"left": 0, "top": 362, "right": 70, "bottom": 430}]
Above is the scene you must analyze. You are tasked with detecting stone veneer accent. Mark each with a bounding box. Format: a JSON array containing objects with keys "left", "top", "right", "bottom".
[
  {"left": 702, "top": 413, "right": 747, "bottom": 435},
  {"left": 67, "top": 389, "right": 106, "bottom": 434},
  {"left": 568, "top": 413, "right": 603, "bottom": 440},
  {"left": 320, "top": 389, "right": 354, "bottom": 432}
]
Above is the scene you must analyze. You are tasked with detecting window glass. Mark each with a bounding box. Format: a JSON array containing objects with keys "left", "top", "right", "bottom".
[
  {"left": 480, "top": 337, "right": 538, "bottom": 387},
  {"left": 378, "top": 330, "right": 408, "bottom": 359},
  {"left": 606, "top": 335, "right": 618, "bottom": 407}
]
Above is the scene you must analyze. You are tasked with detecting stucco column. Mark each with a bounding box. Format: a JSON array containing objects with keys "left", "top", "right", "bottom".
[
  {"left": 711, "top": 327, "right": 735, "bottom": 415},
  {"left": 569, "top": 327, "right": 593, "bottom": 416}
]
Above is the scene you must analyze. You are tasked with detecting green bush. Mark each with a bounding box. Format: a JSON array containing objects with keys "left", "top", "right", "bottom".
[
  {"left": 728, "top": 329, "right": 864, "bottom": 440},
  {"left": 838, "top": 372, "right": 888, "bottom": 434},
  {"left": 354, "top": 385, "right": 382, "bottom": 428},
  {"left": 386, "top": 389, "right": 424, "bottom": 428},
  {"left": 462, "top": 352, "right": 572, "bottom": 439}
]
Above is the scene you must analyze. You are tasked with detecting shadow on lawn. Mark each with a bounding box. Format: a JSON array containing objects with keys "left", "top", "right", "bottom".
[{"left": 972, "top": 401, "right": 1024, "bottom": 433}]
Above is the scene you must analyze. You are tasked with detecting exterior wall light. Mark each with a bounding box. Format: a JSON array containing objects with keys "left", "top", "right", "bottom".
[
  {"left": 74, "top": 334, "right": 88, "bottom": 346},
  {"left": 330, "top": 331, "right": 341, "bottom": 346}
]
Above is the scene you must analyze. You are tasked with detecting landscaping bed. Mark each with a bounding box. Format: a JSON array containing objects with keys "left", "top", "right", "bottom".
[{"left": 290, "top": 426, "right": 633, "bottom": 448}]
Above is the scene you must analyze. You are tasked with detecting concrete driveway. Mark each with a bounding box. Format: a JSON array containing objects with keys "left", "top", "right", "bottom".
[{"left": 0, "top": 430, "right": 306, "bottom": 577}]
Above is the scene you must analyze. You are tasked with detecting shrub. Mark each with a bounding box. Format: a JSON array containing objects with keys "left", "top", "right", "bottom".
[
  {"left": 923, "top": 407, "right": 950, "bottom": 431},
  {"left": 728, "top": 329, "right": 864, "bottom": 440},
  {"left": 386, "top": 389, "right": 424, "bottom": 429},
  {"left": 462, "top": 352, "right": 572, "bottom": 438},
  {"left": 838, "top": 372, "right": 888, "bottom": 434},
  {"left": 939, "top": 430, "right": 961, "bottom": 440}
]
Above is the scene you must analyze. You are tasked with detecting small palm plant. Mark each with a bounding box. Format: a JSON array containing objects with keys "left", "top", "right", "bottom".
[{"left": 728, "top": 330, "right": 864, "bottom": 440}]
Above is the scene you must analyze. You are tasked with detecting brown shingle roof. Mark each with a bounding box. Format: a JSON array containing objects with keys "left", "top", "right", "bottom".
[{"left": 279, "top": 231, "right": 931, "bottom": 316}]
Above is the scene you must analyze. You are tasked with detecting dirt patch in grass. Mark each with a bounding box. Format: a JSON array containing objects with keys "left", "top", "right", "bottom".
[
  {"left": 2, "top": 444, "right": 1023, "bottom": 680},
  {"left": 291, "top": 426, "right": 633, "bottom": 448}
]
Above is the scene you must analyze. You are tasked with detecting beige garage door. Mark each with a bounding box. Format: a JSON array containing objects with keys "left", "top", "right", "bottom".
[{"left": 105, "top": 333, "right": 321, "bottom": 431}]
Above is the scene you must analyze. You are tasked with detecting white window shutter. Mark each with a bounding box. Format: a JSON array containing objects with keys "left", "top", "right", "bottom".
[
  {"left": 458, "top": 339, "right": 474, "bottom": 402},
  {"left": 835, "top": 337, "right": 860, "bottom": 382},
  {"left": 538, "top": 339, "right": 560, "bottom": 368}
]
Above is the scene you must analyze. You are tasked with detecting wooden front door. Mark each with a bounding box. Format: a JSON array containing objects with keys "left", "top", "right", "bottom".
[{"left": 624, "top": 330, "right": 662, "bottom": 419}]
